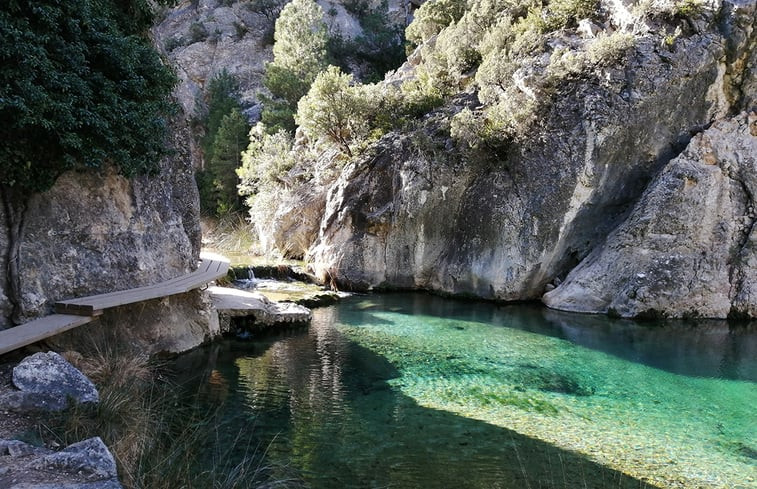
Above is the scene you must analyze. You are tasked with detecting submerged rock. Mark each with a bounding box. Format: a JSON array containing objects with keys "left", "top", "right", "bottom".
[{"left": 544, "top": 112, "right": 757, "bottom": 318}]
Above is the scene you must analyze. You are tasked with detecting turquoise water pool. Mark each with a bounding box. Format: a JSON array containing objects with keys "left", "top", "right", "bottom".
[{"left": 176, "top": 294, "right": 756, "bottom": 488}]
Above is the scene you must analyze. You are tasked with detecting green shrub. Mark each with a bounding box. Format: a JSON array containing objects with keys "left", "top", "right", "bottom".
[
  {"left": 0, "top": 0, "right": 176, "bottom": 195},
  {"left": 329, "top": 5, "right": 406, "bottom": 83},
  {"left": 406, "top": 0, "right": 467, "bottom": 45},
  {"left": 238, "top": 123, "right": 297, "bottom": 198},
  {"left": 189, "top": 21, "right": 208, "bottom": 43},
  {"left": 587, "top": 31, "right": 636, "bottom": 65},
  {"left": 163, "top": 36, "right": 184, "bottom": 52},
  {"left": 672, "top": 0, "right": 704, "bottom": 17},
  {"left": 296, "top": 66, "right": 372, "bottom": 157}
]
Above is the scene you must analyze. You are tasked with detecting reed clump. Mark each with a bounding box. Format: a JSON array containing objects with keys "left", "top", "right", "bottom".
[{"left": 43, "top": 338, "right": 301, "bottom": 489}]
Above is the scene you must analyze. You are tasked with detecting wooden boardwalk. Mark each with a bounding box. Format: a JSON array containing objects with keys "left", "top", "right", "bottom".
[{"left": 0, "top": 252, "right": 229, "bottom": 356}]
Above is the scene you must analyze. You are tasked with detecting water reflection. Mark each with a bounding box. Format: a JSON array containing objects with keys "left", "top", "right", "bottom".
[
  {"left": 176, "top": 334, "right": 652, "bottom": 489},
  {"left": 172, "top": 294, "right": 757, "bottom": 489}
]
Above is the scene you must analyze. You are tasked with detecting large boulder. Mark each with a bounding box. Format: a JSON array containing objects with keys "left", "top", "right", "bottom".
[
  {"left": 307, "top": 0, "right": 756, "bottom": 310},
  {"left": 12, "top": 352, "right": 98, "bottom": 405},
  {"left": 0, "top": 437, "right": 121, "bottom": 489},
  {"left": 543, "top": 112, "right": 757, "bottom": 318},
  {"left": 0, "top": 352, "right": 98, "bottom": 413}
]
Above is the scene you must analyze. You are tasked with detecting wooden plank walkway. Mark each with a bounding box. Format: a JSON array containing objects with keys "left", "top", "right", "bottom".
[{"left": 0, "top": 252, "right": 229, "bottom": 356}]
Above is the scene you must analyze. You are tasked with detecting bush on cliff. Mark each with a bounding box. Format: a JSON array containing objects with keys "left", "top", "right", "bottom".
[{"left": 0, "top": 0, "right": 176, "bottom": 322}]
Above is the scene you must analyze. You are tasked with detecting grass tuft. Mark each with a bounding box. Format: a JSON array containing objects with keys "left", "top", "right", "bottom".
[{"left": 46, "top": 335, "right": 302, "bottom": 489}]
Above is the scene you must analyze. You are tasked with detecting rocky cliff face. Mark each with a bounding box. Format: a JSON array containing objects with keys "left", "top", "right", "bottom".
[
  {"left": 306, "top": 0, "right": 757, "bottom": 318},
  {"left": 153, "top": 0, "right": 411, "bottom": 127},
  {"left": 544, "top": 112, "right": 757, "bottom": 318},
  {"left": 0, "top": 114, "right": 212, "bottom": 353}
]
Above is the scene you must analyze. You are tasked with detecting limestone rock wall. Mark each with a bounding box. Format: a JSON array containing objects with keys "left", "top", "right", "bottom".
[
  {"left": 0, "top": 114, "right": 212, "bottom": 353},
  {"left": 309, "top": 11, "right": 745, "bottom": 296},
  {"left": 307, "top": 0, "right": 757, "bottom": 318},
  {"left": 544, "top": 112, "right": 757, "bottom": 318}
]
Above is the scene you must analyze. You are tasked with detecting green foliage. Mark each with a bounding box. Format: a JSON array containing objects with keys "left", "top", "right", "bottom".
[
  {"left": 262, "top": 0, "right": 328, "bottom": 131},
  {"left": 189, "top": 21, "right": 208, "bottom": 43},
  {"left": 542, "top": 0, "right": 599, "bottom": 31},
  {"left": 328, "top": 2, "right": 406, "bottom": 83},
  {"left": 238, "top": 123, "right": 296, "bottom": 197},
  {"left": 260, "top": 97, "right": 297, "bottom": 134},
  {"left": 406, "top": 0, "right": 467, "bottom": 45},
  {"left": 586, "top": 31, "right": 636, "bottom": 65},
  {"left": 450, "top": 107, "right": 510, "bottom": 164},
  {"left": 201, "top": 70, "right": 242, "bottom": 158},
  {"left": 197, "top": 70, "right": 249, "bottom": 216},
  {"left": 0, "top": 0, "right": 176, "bottom": 195},
  {"left": 296, "top": 66, "right": 378, "bottom": 156},
  {"left": 672, "top": 0, "right": 704, "bottom": 17},
  {"left": 245, "top": 0, "right": 289, "bottom": 43},
  {"left": 208, "top": 109, "right": 249, "bottom": 214}
]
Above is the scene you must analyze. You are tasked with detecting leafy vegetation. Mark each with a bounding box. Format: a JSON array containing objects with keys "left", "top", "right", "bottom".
[
  {"left": 328, "top": 1, "right": 406, "bottom": 83},
  {"left": 0, "top": 0, "right": 176, "bottom": 196},
  {"left": 196, "top": 71, "right": 250, "bottom": 216},
  {"left": 261, "top": 0, "right": 329, "bottom": 133},
  {"left": 0, "top": 0, "right": 176, "bottom": 322}
]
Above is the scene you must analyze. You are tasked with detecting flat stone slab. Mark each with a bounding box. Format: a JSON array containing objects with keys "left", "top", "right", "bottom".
[{"left": 208, "top": 286, "right": 312, "bottom": 325}]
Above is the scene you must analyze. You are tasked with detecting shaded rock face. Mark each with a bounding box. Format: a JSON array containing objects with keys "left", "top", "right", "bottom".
[
  {"left": 0, "top": 437, "right": 121, "bottom": 489},
  {"left": 47, "top": 290, "right": 219, "bottom": 356},
  {"left": 3, "top": 115, "right": 201, "bottom": 326},
  {"left": 544, "top": 112, "right": 757, "bottom": 318},
  {"left": 307, "top": 1, "right": 757, "bottom": 316},
  {"left": 0, "top": 113, "right": 211, "bottom": 350}
]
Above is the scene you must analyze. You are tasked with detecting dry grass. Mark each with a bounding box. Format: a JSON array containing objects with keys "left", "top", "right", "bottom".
[
  {"left": 49, "top": 336, "right": 303, "bottom": 489},
  {"left": 201, "top": 214, "right": 259, "bottom": 256}
]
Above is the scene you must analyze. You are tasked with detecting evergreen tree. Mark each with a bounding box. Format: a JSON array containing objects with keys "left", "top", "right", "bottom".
[
  {"left": 261, "top": 0, "right": 328, "bottom": 132},
  {"left": 208, "top": 109, "right": 249, "bottom": 215}
]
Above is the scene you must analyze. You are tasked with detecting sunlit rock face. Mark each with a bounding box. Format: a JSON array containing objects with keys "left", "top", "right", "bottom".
[
  {"left": 544, "top": 112, "right": 757, "bottom": 318},
  {"left": 0, "top": 115, "right": 213, "bottom": 353},
  {"left": 305, "top": 0, "right": 757, "bottom": 318}
]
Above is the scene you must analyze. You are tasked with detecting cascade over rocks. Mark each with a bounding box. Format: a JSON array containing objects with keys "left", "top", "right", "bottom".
[{"left": 544, "top": 112, "right": 757, "bottom": 318}]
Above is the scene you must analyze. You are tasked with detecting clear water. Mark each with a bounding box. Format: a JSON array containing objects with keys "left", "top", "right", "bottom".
[{"left": 174, "top": 293, "right": 757, "bottom": 489}]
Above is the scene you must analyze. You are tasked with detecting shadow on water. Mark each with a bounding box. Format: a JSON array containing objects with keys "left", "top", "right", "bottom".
[
  {"left": 174, "top": 330, "right": 656, "bottom": 489},
  {"left": 355, "top": 293, "right": 757, "bottom": 382}
]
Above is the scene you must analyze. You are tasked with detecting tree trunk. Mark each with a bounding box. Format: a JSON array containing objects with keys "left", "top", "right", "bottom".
[{"left": 1, "top": 185, "right": 27, "bottom": 325}]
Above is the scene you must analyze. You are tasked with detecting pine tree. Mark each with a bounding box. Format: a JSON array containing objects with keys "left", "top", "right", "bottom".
[
  {"left": 261, "top": 0, "right": 328, "bottom": 132},
  {"left": 208, "top": 109, "right": 249, "bottom": 215}
]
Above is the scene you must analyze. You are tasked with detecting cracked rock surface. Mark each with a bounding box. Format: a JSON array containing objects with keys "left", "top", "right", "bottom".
[
  {"left": 544, "top": 112, "right": 757, "bottom": 318},
  {"left": 0, "top": 437, "right": 121, "bottom": 489}
]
